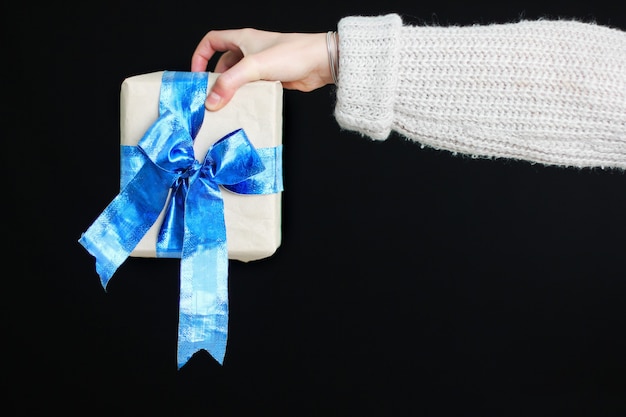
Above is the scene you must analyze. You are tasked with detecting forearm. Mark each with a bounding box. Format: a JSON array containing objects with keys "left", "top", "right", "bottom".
[{"left": 334, "top": 14, "right": 626, "bottom": 169}]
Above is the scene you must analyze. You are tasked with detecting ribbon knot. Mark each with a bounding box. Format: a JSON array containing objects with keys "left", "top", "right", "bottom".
[
  {"left": 170, "top": 159, "right": 202, "bottom": 185},
  {"left": 190, "top": 159, "right": 204, "bottom": 174},
  {"left": 79, "top": 71, "right": 283, "bottom": 368}
]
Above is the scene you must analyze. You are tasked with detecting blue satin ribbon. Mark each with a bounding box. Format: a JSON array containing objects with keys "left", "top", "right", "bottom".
[{"left": 79, "top": 71, "right": 283, "bottom": 368}]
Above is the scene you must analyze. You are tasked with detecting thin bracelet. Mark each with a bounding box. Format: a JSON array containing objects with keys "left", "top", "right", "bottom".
[{"left": 326, "top": 31, "right": 339, "bottom": 85}]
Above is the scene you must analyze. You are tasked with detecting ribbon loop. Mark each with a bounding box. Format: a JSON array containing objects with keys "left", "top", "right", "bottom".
[
  {"left": 206, "top": 128, "right": 266, "bottom": 185},
  {"left": 138, "top": 110, "right": 196, "bottom": 175}
]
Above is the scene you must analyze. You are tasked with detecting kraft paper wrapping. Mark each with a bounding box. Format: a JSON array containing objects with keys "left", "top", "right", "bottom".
[{"left": 120, "top": 71, "right": 283, "bottom": 262}]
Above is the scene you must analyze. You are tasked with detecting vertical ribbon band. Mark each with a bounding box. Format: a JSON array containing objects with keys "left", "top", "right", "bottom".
[{"left": 79, "top": 71, "right": 283, "bottom": 368}]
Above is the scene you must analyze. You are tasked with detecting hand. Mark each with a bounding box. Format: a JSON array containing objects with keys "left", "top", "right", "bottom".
[{"left": 191, "top": 29, "right": 332, "bottom": 111}]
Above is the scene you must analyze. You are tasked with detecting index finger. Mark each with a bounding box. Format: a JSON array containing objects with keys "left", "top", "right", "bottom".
[{"left": 190, "top": 29, "right": 243, "bottom": 72}]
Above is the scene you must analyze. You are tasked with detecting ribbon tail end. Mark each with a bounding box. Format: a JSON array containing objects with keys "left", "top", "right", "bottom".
[
  {"left": 78, "top": 234, "right": 117, "bottom": 290},
  {"left": 176, "top": 333, "right": 227, "bottom": 369}
]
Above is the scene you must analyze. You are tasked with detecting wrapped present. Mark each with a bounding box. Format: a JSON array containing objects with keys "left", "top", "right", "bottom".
[
  {"left": 121, "top": 70, "right": 283, "bottom": 261},
  {"left": 79, "top": 71, "right": 284, "bottom": 368}
]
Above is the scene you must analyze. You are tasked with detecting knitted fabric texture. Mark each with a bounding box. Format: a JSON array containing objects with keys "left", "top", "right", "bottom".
[{"left": 335, "top": 14, "right": 626, "bottom": 169}]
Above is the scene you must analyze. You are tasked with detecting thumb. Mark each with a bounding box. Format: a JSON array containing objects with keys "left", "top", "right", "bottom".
[
  {"left": 205, "top": 85, "right": 228, "bottom": 111},
  {"left": 205, "top": 59, "right": 261, "bottom": 111}
]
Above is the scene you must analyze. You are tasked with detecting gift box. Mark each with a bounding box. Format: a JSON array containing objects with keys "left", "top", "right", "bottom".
[
  {"left": 79, "top": 70, "right": 284, "bottom": 367},
  {"left": 121, "top": 71, "right": 283, "bottom": 262}
]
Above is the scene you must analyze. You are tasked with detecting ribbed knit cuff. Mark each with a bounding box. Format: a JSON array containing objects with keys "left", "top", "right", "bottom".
[{"left": 334, "top": 14, "right": 402, "bottom": 140}]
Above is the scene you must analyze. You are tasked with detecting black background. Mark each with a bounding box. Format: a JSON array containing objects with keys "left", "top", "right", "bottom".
[{"left": 6, "top": 1, "right": 626, "bottom": 416}]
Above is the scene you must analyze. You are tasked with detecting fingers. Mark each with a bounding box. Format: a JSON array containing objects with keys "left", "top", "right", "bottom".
[
  {"left": 191, "top": 29, "right": 262, "bottom": 110},
  {"left": 190, "top": 29, "right": 246, "bottom": 72},
  {"left": 190, "top": 33, "right": 217, "bottom": 72},
  {"left": 192, "top": 29, "right": 330, "bottom": 111},
  {"left": 206, "top": 56, "right": 262, "bottom": 111}
]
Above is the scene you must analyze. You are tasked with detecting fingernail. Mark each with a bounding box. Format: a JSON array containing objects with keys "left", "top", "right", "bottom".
[{"left": 206, "top": 92, "right": 221, "bottom": 110}]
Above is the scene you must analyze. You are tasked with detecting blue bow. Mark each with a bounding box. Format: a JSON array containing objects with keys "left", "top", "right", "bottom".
[{"left": 79, "top": 71, "right": 283, "bottom": 368}]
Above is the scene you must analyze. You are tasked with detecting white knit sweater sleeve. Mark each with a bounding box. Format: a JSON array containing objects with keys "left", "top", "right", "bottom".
[{"left": 334, "top": 14, "right": 626, "bottom": 169}]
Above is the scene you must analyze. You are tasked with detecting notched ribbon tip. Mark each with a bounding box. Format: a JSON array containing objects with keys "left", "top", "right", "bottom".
[{"left": 77, "top": 233, "right": 117, "bottom": 290}]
